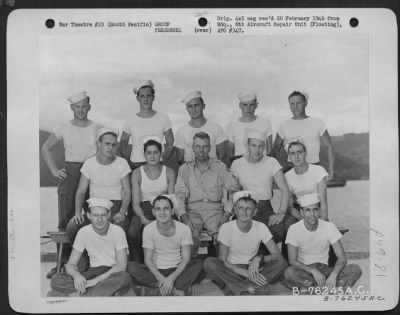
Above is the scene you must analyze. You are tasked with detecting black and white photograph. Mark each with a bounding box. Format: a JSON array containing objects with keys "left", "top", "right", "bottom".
[{"left": 7, "top": 8, "right": 398, "bottom": 313}]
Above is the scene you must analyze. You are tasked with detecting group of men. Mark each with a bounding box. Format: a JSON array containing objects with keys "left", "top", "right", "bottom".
[{"left": 43, "top": 80, "right": 361, "bottom": 297}]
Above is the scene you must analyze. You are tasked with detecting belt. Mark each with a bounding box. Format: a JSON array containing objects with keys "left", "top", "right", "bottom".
[
  {"left": 65, "top": 161, "right": 83, "bottom": 165},
  {"left": 188, "top": 199, "right": 222, "bottom": 204}
]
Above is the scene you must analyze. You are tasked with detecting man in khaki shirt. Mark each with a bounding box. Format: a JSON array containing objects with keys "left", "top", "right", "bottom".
[{"left": 175, "top": 131, "right": 240, "bottom": 254}]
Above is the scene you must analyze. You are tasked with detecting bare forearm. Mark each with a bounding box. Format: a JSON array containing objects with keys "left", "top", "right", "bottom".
[
  {"left": 328, "top": 147, "right": 335, "bottom": 177},
  {"left": 163, "top": 145, "right": 174, "bottom": 163},
  {"left": 92, "top": 263, "right": 126, "bottom": 283},
  {"left": 41, "top": 147, "right": 59, "bottom": 176},
  {"left": 331, "top": 258, "right": 346, "bottom": 276},
  {"left": 65, "top": 263, "right": 83, "bottom": 279},
  {"left": 279, "top": 189, "right": 290, "bottom": 213},
  {"left": 168, "top": 259, "right": 189, "bottom": 281},
  {"left": 75, "top": 192, "right": 86, "bottom": 216},
  {"left": 119, "top": 191, "right": 131, "bottom": 215},
  {"left": 133, "top": 203, "right": 145, "bottom": 217}
]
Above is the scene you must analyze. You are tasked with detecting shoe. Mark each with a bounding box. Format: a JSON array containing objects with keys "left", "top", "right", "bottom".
[{"left": 46, "top": 266, "right": 57, "bottom": 279}]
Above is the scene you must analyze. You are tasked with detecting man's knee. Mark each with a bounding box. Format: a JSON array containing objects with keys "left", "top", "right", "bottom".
[
  {"left": 272, "top": 255, "right": 288, "bottom": 271},
  {"left": 66, "top": 220, "right": 82, "bottom": 240},
  {"left": 339, "top": 264, "right": 362, "bottom": 286},
  {"left": 283, "top": 266, "right": 298, "bottom": 281},
  {"left": 113, "top": 271, "right": 132, "bottom": 288}
]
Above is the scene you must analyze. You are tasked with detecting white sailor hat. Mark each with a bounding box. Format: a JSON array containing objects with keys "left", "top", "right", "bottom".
[
  {"left": 151, "top": 194, "right": 179, "bottom": 210},
  {"left": 247, "top": 130, "right": 265, "bottom": 142},
  {"left": 97, "top": 127, "right": 119, "bottom": 141},
  {"left": 67, "top": 91, "right": 89, "bottom": 104},
  {"left": 87, "top": 198, "right": 114, "bottom": 210},
  {"left": 238, "top": 91, "right": 257, "bottom": 103},
  {"left": 133, "top": 80, "right": 154, "bottom": 94},
  {"left": 142, "top": 135, "right": 163, "bottom": 146},
  {"left": 298, "top": 193, "right": 320, "bottom": 208},
  {"left": 233, "top": 190, "right": 259, "bottom": 205},
  {"left": 182, "top": 91, "right": 202, "bottom": 104},
  {"left": 284, "top": 136, "right": 306, "bottom": 152},
  {"left": 290, "top": 90, "right": 309, "bottom": 102}
]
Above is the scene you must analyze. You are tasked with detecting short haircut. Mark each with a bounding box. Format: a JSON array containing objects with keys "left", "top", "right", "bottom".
[
  {"left": 137, "top": 86, "right": 155, "bottom": 96},
  {"left": 144, "top": 139, "right": 162, "bottom": 153},
  {"left": 288, "top": 141, "right": 307, "bottom": 152},
  {"left": 152, "top": 195, "right": 174, "bottom": 209},
  {"left": 193, "top": 131, "right": 210, "bottom": 143},
  {"left": 235, "top": 196, "right": 257, "bottom": 207},
  {"left": 288, "top": 91, "right": 307, "bottom": 102},
  {"left": 99, "top": 132, "right": 118, "bottom": 142}
]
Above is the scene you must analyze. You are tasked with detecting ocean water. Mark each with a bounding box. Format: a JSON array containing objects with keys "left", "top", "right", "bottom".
[{"left": 40, "top": 180, "right": 369, "bottom": 253}]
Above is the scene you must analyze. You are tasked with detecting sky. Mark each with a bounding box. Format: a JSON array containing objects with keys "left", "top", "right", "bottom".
[{"left": 39, "top": 34, "right": 368, "bottom": 137}]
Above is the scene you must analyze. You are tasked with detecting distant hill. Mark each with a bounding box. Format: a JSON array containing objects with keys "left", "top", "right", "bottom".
[
  {"left": 39, "top": 130, "right": 369, "bottom": 186},
  {"left": 320, "top": 132, "right": 369, "bottom": 180}
]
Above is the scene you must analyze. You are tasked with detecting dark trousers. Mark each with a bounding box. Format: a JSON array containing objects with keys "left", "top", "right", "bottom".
[
  {"left": 204, "top": 256, "right": 288, "bottom": 295},
  {"left": 127, "top": 259, "right": 204, "bottom": 291},
  {"left": 56, "top": 162, "right": 83, "bottom": 264},
  {"left": 50, "top": 266, "right": 132, "bottom": 296},
  {"left": 57, "top": 162, "right": 83, "bottom": 230},
  {"left": 127, "top": 201, "right": 155, "bottom": 262},
  {"left": 283, "top": 263, "right": 362, "bottom": 290}
]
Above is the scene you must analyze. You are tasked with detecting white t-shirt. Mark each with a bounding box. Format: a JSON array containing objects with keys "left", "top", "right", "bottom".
[
  {"left": 285, "top": 164, "right": 328, "bottom": 198},
  {"left": 218, "top": 220, "right": 273, "bottom": 265},
  {"left": 73, "top": 224, "right": 128, "bottom": 268},
  {"left": 80, "top": 156, "right": 131, "bottom": 200},
  {"left": 123, "top": 112, "right": 172, "bottom": 163},
  {"left": 226, "top": 116, "right": 273, "bottom": 156},
  {"left": 54, "top": 120, "right": 100, "bottom": 162},
  {"left": 140, "top": 166, "right": 168, "bottom": 201},
  {"left": 175, "top": 119, "right": 226, "bottom": 162},
  {"left": 142, "top": 220, "right": 193, "bottom": 269},
  {"left": 277, "top": 117, "right": 327, "bottom": 163},
  {"left": 286, "top": 219, "right": 342, "bottom": 265},
  {"left": 231, "top": 156, "right": 281, "bottom": 200}
]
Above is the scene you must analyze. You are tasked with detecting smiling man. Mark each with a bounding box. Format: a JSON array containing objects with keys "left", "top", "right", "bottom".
[
  {"left": 273, "top": 91, "right": 335, "bottom": 179},
  {"left": 66, "top": 128, "right": 132, "bottom": 257},
  {"left": 119, "top": 80, "right": 174, "bottom": 170},
  {"left": 50, "top": 198, "right": 131, "bottom": 297},
  {"left": 127, "top": 194, "right": 203, "bottom": 296},
  {"left": 225, "top": 91, "right": 273, "bottom": 165},
  {"left": 285, "top": 140, "right": 329, "bottom": 220},
  {"left": 41, "top": 91, "right": 102, "bottom": 278},
  {"left": 231, "top": 130, "right": 296, "bottom": 246},
  {"left": 283, "top": 193, "right": 362, "bottom": 293},
  {"left": 175, "top": 91, "right": 226, "bottom": 165},
  {"left": 204, "top": 191, "right": 287, "bottom": 295}
]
